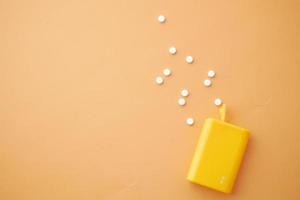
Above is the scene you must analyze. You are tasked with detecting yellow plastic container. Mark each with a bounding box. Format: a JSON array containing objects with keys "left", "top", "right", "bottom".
[{"left": 187, "top": 107, "right": 250, "bottom": 193}]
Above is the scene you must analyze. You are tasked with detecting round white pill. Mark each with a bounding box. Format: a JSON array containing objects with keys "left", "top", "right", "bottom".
[
  {"left": 155, "top": 76, "right": 164, "bottom": 85},
  {"left": 186, "top": 118, "right": 194, "bottom": 126},
  {"left": 214, "top": 98, "right": 223, "bottom": 106},
  {"left": 185, "top": 56, "right": 194, "bottom": 64},
  {"left": 203, "top": 79, "right": 212, "bottom": 87},
  {"left": 163, "top": 68, "right": 172, "bottom": 77},
  {"left": 178, "top": 98, "right": 186, "bottom": 106},
  {"left": 181, "top": 89, "right": 189, "bottom": 97},
  {"left": 169, "top": 47, "right": 177, "bottom": 55},
  {"left": 208, "top": 70, "right": 216, "bottom": 78},
  {"left": 157, "top": 15, "right": 166, "bottom": 23}
]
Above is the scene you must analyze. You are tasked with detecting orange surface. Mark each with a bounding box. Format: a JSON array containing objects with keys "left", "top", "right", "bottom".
[{"left": 0, "top": 0, "right": 300, "bottom": 199}]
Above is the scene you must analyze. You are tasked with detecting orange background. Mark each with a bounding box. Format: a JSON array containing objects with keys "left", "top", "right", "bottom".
[{"left": 1, "top": 0, "right": 300, "bottom": 199}]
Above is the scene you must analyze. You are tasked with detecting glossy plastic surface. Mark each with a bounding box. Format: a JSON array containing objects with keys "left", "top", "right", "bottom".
[{"left": 187, "top": 118, "right": 250, "bottom": 193}]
